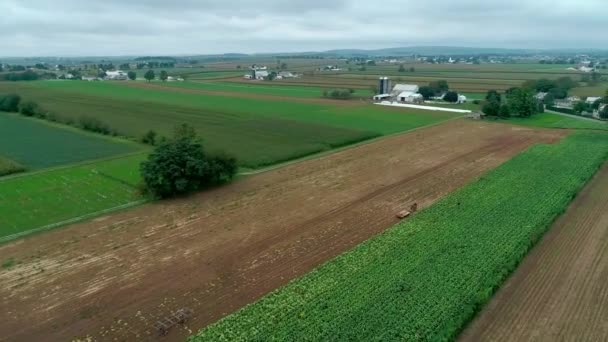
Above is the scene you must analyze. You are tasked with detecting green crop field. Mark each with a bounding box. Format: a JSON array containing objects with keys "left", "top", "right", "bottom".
[
  {"left": 506, "top": 113, "right": 608, "bottom": 130},
  {"left": 149, "top": 80, "right": 374, "bottom": 99},
  {"left": 570, "top": 83, "right": 608, "bottom": 97},
  {"left": 0, "top": 154, "right": 147, "bottom": 241},
  {"left": 190, "top": 131, "right": 608, "bottom": 341},
  {"left": 188, "top": 71, "right": 245, "bottom": 79},
  {"left": 0, "top": 81, "right": 457, "bottom": 168},
  {"left": 0, "top": 114, "right": 142, "bottom": 170}
]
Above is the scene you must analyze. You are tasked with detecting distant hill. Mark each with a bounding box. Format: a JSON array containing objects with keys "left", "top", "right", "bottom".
[{"left": 320, "top": 46, "right": 538, "bottom": 57}]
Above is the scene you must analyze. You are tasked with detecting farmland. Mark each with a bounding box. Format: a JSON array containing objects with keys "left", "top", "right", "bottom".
[
  {"left": 0, "top": 154, "right": 146, "bottom": 241},
  {"left": 0, "top": 120, "right": 566, "bottom": 341},
  {"left": 504, "top": 112, "right": 608, "bottom": 130},
  {"left": 144, "top": 80, "right": 374, "bottom": 98},
  {"left": 192, "top": 130, "right": 608, "bottom": 341},
  {"left": 0, "top": 114, "right": 142, "bottom": 170},
  {"left": 459, "top": 163, "right": 608, "bottom": 341},
  {"left": 0, "top": 81, "right": 457, "bottom": 168}
]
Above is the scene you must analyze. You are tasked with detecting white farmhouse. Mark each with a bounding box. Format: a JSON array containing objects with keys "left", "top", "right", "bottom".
[
  {"left": 586, "top": 96, "right": 602, "bottom": 104},
  {"left": 105, "top": 70, "right": 128, "bottom": 80}
]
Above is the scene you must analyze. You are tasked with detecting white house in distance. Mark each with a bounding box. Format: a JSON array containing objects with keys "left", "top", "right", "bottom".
[
  {"left": 586, "top": 96, "right": 603, "bottom": 104},
  {"left": 105, "top": 70, "right": 128, "bottom": 80}
]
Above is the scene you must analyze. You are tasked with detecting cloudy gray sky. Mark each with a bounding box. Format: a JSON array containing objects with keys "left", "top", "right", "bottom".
[{"left": 1, "top": 0, "right": 607, "bottom": 56}]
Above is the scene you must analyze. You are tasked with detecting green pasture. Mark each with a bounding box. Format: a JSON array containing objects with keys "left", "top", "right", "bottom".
[
  {"left": 149, "top": 80, "right": 374, "bottom": 99},
  {"left": 191, "top": 130, "right": 608, "bottom": 341},
  {"left": 0, "top": 81, "right": 457, "bottom": 168},
  {"left": 570, "top": 83, "right": 608, "bottom": 97},
  {"left": 0, "top": 113, "right": 142, "bottom": 170},
  {"left": 0, "top": 154, "right": 147, "bottom": 241},
  {"left": 505, "top": 113, "right": 607, "bottom": 130}
]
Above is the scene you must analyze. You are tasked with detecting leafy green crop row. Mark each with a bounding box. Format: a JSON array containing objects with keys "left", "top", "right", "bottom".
[
  {"left": 0, "top": 113, "right": 142, "bottom": 169},
  {"left": 190, "top": 131, "right": 608, "bottom": 341}
]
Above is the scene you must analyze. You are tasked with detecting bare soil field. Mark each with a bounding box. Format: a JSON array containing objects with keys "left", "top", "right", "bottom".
[
  {"left": 0, "top": 120, "right": 565, "bottom": 342},
  {"left": 459, "top": 163, "right": 608, "bottom": 342}
]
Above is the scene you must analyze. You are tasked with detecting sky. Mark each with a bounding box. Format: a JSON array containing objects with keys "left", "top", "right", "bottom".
[{"left": 1, "top": 0, "right": 607, "bottom": 57}]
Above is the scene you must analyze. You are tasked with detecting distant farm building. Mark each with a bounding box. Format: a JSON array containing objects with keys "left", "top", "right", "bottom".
[
  {"left": 105, "top": 70, "right": 128, "bottom": 80},
  {"left": 586, "top": 97, "right": 602, "bottom": 104},
  {"left": 253, "top": 70, "right": 269, "bottom": 80}
]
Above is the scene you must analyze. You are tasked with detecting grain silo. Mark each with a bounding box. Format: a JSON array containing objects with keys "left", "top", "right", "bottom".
[{"left": 378, "top": 77, "right": 391, "bottom": 94}]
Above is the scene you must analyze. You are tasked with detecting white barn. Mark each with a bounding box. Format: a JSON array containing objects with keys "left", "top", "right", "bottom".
[{"left": 105, "top": 70, "right": 128, "bottom": 80}]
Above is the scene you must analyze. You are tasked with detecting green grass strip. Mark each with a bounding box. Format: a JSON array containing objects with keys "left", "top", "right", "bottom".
[{"left": 190, "top": 131, "right": 608, "bottom": 341}]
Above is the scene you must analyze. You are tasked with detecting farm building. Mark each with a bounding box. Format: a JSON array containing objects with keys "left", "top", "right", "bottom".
[
  {"left": 105, "top": 71, "right": 128, "bottom": 80},
  {"left": 278, "top": 71, "right": 298, "bottom": 78},
  {"left": 586, "top": 97, "right": 603, "bottom": 104},
  {"left": 535, "top": 92, "right": 548, "bottom": 101},
  {"left": 391, "top": 84, "right": 421, "bottom": 103},
  {"left": 398, "top": 92, "right": 424, "bottom": 103},
  {"left": 253, "top": 70, "right": 269, "bottom": 80},
  {"left": 391, "top": 84, "right": 419, "bottom": 96},
  {"left": 457, "top": 95, "right": 467, "bottom": 104},
  {"left": 373, "top": 94, "right": 391, "bottom": 101}
]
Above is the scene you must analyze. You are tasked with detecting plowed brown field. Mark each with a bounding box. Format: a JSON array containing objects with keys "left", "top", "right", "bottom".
[
  {"left": 459, "top": 163, "right": 608, "bottom": 342},
  {"left": 0, "top": 120, "right": 565, "bottom": 342}
]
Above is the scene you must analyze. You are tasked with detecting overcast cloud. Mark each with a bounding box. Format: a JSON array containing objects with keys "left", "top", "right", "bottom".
[{"left": 1, "top": 0, "right": 607, "bottom": 56}]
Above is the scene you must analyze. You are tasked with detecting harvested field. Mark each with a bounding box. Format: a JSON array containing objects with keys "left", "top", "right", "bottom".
[
  {"left": 459, "top": 163, "right": 608, "bottom": 342},
  {"left": 0, "top": 120, "right": 566, "bottom": 341}
]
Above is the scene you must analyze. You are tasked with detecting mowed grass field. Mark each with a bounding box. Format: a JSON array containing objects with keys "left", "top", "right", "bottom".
[
  {"left": 0, "top": 81, "right": 458, "bottom": 168},
  {"left": 192, "top": 130, "right": 608, "bottom": 341},
  {"left": 0, "top": 114, "right": 142, "bottom": 170},
  {"left": 0, "top": 154, "right": 147, "bottom": 241}
]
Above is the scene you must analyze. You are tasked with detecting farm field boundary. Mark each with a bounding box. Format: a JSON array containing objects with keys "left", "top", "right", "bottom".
[
  {"left": 0, "top": 154, "right": 146, "bottom": 239},
  {"left": 191, "top": 130, "right": 608, "bottom": 341},
  {"left": 459, "top": 162, "right": 608, "bottom": 341},
  {"left": 0, "top": 199, "right": 148, "bottom": 244},
  {"left": 0, "top": 120, "right": 565, "bottom": 341}
]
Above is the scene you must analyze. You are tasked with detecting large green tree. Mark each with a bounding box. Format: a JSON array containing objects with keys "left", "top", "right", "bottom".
[
  {"left": 140, "top": 124, "right": 237, "bottom": 198},
  {"left": 160, "top": 70, "right": 169, "bottom": 82},
  {"left": 127, "top": 71, "right": 137, "bottom": 80},
  {"left": 507, "top": 88, "right": 537, "bottom": 117},
  {"left": 144, "top": 69, "right": 155, "bottom": 82}
]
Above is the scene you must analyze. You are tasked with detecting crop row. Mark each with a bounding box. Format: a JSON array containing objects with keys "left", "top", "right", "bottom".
[{"left": 190, "top": 131, "right": 608, "bottom": 341}]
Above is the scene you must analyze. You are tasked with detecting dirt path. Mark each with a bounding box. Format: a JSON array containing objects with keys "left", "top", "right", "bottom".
[
  {"left": 459, "top": 163, "right": 608, "bottom": 342},
  {"left": 0, "top": 120, "right": 565, "bottom": 342},
  {"left": 123, "top": 81, "right": 364, "bottom": 106}
]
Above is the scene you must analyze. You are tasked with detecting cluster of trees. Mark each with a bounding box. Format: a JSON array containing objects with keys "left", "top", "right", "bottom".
[
  {"left": 482, "top": 88, "right": 542, "bottom": 118},
  {"left": 0, "top": 94, "right": 21, "bottom": 112},
  {"left": 140, "top": 124, "right": 237, "bottom": 198},
  {"left": 0, "top": 70, "right": 46, "bottom": 81},
  {"left": 135, "top": 62, "right": 175, "bottom": 69},
  {"left": 143, "top": 70, "right": 171, "bottom": 82},
  {"left": 322, "top": 88, "right": 355, "bottom": 100},
  {"left": 522, "top": 77, "right": 578, "bottom": 105},
  {"left": 398, "top": 65, "right": 415, "bottom": 73},
  {"left": 418, "top": 80, "right": 450, "bottom": 100}
]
